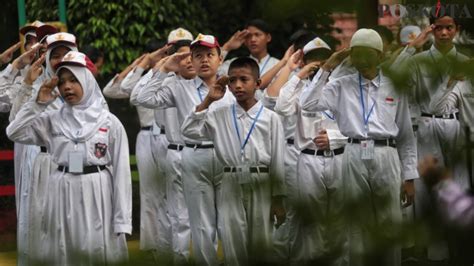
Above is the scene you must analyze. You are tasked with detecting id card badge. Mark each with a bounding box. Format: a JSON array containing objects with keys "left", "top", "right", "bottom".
[
  {"left": 68, "top": 151, "right": 84, "bottom": 173},
  {"left": 152, "top": 123, "right": 161, "bottom": 136},
  {"left": 360, "top": 140, "right": 375, "bottom": 160},
  {"left": 238, "top": 161, "right": 252, "bottom": 185}
]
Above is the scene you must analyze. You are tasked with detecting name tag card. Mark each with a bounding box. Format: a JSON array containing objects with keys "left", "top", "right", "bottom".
[
  {"left": 68, "top": 151, "right": 84, "bottom": 173},
  {"left": 360, "top": 140, "right": 375, "bottom": 160}
]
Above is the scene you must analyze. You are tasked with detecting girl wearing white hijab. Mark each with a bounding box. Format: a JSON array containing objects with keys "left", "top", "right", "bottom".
[{"left": 7, "top": 51, "right": 131, "bottom": 265}]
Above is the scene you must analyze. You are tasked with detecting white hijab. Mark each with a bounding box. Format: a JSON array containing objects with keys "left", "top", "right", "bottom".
[
  {"left": 45, "top": 43, "right": 78, "bottom": 79},
  {"left": 53, "top": 65, "right": 109, "bottom": 142}
]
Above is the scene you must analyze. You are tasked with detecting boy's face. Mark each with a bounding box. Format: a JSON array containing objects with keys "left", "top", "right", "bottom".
[
  {"left": 191, "top": 46, "right": 221, "bottom": 79},
  {"left": 177, "top": 46, "right": 196, "bottom": 79},
  {"left": 350, "top": 47, "right": 381, "bottom": 78},
  {"left": 25, "top": 35, "right": 38, "bottom": 51},
  {"left": 433, "top": 16, "right": 457, "bottom": 47},
  {"left": 228, "top": 66, "right": 260, "bottom": 102},
  {"left": 58, "top": 68, "right": 84, "bottom": 106},
  {"left": 245, "top": 26, "right": 271, "bottom": 56}
]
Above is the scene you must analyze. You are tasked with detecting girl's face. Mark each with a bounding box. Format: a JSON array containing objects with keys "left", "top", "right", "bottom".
[
  {"left": 58, "top": 68, "right": 83, "bottom": 105},
  {"left": 49, "top": 46, "right": 70, "bottom": 69}
]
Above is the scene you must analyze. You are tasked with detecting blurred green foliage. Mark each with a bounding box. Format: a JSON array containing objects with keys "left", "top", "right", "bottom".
[{"left": 26, "top": 0, "right": 210, "bottom": 75}]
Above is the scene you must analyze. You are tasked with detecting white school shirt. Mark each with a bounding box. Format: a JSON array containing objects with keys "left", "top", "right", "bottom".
[
  {"left": 429, "top": 79, "right": 474, "bottom": 128},
  {"left": 135, "top": 71, "right": 235, "bottom": 145},
  {"left": 181, "top": 100, "right": 286, "bottom": 196},
  {"left": 392, "top": 45, "right": 469, "bottom": 114},
  {"left": 102, "top": 68, "right": 155, "bottom": 128},
  {"left": 276, "top": 74, "right": 347, "bottom": 151},
  {"left": 300, "top": 70, "right": 418, "bottom": 180},
  {"left": 6, "top": 101, "right": 132, "bottom": 234}
]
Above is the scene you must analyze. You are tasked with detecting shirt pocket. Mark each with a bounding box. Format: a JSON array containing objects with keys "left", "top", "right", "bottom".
[
  {"left": 87, "top": 128, "right": 111, "bottom": 165},
  {"left": 377, "top": 94, "right": 398, "bottom": 123}
]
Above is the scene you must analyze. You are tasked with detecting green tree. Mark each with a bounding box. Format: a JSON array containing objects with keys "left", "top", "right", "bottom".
[{"left": 26, "top": 0, "right": 210, "bottom": 75}]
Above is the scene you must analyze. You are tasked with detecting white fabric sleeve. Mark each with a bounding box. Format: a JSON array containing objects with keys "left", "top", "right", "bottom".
[
  {"left": 269, "top": 112, "right": 287, "bottom": 197},
  {"left": 135, "top": 71, "right": 176, "bottom": 109},
  {"left": 274, "top": 75, "right": 303, "bottom": 116},
  {"left": 102, "top": 74, "right": 130, "bottom": 99},
  {"left": 6, "top": 101, "right": 49, "bottom": 146},
  {"left": 109, "top": 116, "right": 133, "bottom": 234}
]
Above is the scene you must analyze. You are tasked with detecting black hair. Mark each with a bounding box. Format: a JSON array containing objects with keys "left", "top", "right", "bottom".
[
  {"left": 228, "top": 57, "right": 260, "bottom": 80},
  {"left": 167, "top": 40, "right": 192, "bottom": 55},
  {"left": 429, "top": 14, "right": 460, "bottom": 26},
  {"left": 373, "top": 25, "right": 394, "bottom": 44},
  {"left": 145, "top": 38, "right": 167, "bottom": 53},
  {"left": 245, "top": 19, "right": 271, "bottom": 34},
  {"left": 82, "top": 45, "right": 104, "bottom": 64},
  {"left": 290, "top": 29, "right": 318, "bottom": 51}
]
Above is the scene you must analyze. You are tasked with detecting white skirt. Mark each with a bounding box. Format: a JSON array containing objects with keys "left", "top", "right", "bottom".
[{"left": 36, "top": 168, "right": 128, "bottom": 265}]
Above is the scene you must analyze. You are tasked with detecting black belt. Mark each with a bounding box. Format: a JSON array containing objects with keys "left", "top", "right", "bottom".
[
  {"left": 141, "top": 126, "right": 166, "bottom": 134},
  {"left": 168, "top": 144, "right": 184, "bottom": 151},
  {"left": 223, "top": 166, "right": 269, "bottom": 173},
  {"left": 301, "top": 147, "right": 345, "bottom": 156},
  {"left": 58, "top": 165, "right": 106, "bottom": 174},
  {"left": 185, "top": 143, "right": 214, "bottom": 149},
  {"left": 421, "top": 112, "right": 459, "bottom": 120},
  {"left": 40, "top": 146, "right": 47, "bottom": 153},
  {"left": 348, "top": 138, "right": 397, "bottom": 148},
  {"left": 286, "top": 138, "right": 294, "bottom": 145}
]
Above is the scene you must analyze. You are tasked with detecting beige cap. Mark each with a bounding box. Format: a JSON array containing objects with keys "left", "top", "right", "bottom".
[
  {"left": 350, "top": 28, "right": 383, "bottom": 53},
  {"left": 168, "top": 28, "right": 193, "bottom": 43}
]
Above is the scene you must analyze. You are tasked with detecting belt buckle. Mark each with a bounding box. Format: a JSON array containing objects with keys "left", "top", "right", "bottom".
[
  {"left": 442, "top": 114, "right": 450, "bottom": 119},
  {"left": 323, "top": 150, "right": 333, "bottom": 157}
]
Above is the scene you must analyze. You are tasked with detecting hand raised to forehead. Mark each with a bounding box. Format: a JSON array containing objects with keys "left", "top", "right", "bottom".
[
  {"left": 160, "top": 51, "right": 191, "bottom": 73},
  {"left": 286, "top": 49, "right": 303, "bottom": 71},
  {"left": 24, "top": 54, "right": 45, "bottom": 85},
  {"left": 322, "top": 48, "right": 350, "bottom": 72},
  {"left": 12, "top": 43, "right": 40, "bottom": 70},
  {"left": 223, "top": 30, "right": 250, "bottom": 51},
  {"left": 207, "top": 75, "right": 228, "bottom": 102},
  {"left": 36, "top": 76, "right": 59, "bottom": 105},
  {"left": 0, "top": 42, "right": 21, "bottom": 65},
  {"left": 408, "top": 25, "right": 433, "bottom": 49}
]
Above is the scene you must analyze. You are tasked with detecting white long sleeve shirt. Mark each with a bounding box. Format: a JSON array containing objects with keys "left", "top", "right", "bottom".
[
  {"left": 181, "top": 100, "right": 286, "bottom": 196},
  {"left": 392, "top": 45, "right": 469, "bottom": 114},
  {"left": 275, "top": 74, "right": 347, "bottom": 151},
  {"left": 6, "top": 101, "right": 132, "bottom": 234},
  {"left": 300, "top": 70, "right": 418, "bottom": 180},
  {"left": 429, "top": 79, "right": 474, "bottom": 128},
  {"left": 135, "top": 71, "right": 235, "bottom": 145},
  {"left": 102, "top": 68, "right": 155, "bottom": 128}
]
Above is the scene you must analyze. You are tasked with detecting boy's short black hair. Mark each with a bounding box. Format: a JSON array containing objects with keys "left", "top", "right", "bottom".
[
  {"left": 290, "top": 29, "right": 318, "bottom": 51},
  {"left": 429, "top": 14, "right": 460, "bottom": 26},
  {"left": 228, "top": 57, "right": 260, "bottom": 80},
  {"left": 145, "top": 38, "right": 167, "bottom": 53},
  {"left": 245, "top": 19, "right": 271, "bottom": 34},
  {"left": 167, "top": 40, "right": 192, "bottom": 55},
  {"left": 373, "top": 25, "right": 394, "bottom": 44},
  {"left": 82, "top": 45, "right": 104, "bottom": 64}
]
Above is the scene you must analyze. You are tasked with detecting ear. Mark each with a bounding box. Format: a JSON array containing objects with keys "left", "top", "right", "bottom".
[
  {"left": 256, "top": 78, "right": 262, "bottom": 89},
  {"left": 266, "top": 33, "right": 272, "bottom": 44}
]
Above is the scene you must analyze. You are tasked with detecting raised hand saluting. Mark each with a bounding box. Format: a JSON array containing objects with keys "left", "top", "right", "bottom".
[
  {"left": 160, "top": 51, "right": 192, "bottom": 73},
  {"left": 24, "top": 54, "right": 45, "bottom": 85},
  {"left": 36, "top": 77, "right": 59, "bottom": 105},
  {"left": 12, "top": 44, "right": 40, "bottom": 71},
  {"left": 0, "top": 42, "right": 22, "bottom": 65}
]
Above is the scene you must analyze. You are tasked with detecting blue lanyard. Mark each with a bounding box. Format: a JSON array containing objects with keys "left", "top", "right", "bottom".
[
  {"left": 232, "top": 103, "right": 264, "bottom": 158},
  {"left": 358, "top": 73, "right": 376, "bottom": 130},
  {"left": 322, "top": 111, "right": 335, "bottom": 120},
  {"left": 259, "top": 56, "right": 271, "bottom": 74},
  {"left": 197, "top": 84, "right": 204, "bottom": 102}
]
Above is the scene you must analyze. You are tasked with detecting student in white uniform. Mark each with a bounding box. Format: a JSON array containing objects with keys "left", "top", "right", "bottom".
[
  {"left": 7, "top": 51, "right": 132, "bottom": 265},
  {"left": 102, "top": 40, "right": 171, "bottom": 258},
  {"left": 181, "top": 57, "right": 286, "bottom": 265},
  {"left": 391, "top": 15, "right": 469, "bottom": 260},
  {"left": 136, "top": 34, "right": 235, "bottom": 266},
  {"left": 300, "top": 29, "right": 418, "bottom": 266},
  {"left": 269, "top": 37, "right": 348, "bottom": 265},
  {"left": 219, "top": 19, "right": 279, "bottom": 99}
]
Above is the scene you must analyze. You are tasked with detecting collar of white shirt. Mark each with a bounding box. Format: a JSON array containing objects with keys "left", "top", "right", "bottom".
[
  {"left": 249, "top": 53, "right": 270, "bottom": 64},
  {"left": 234, "top": 100, "right": 263, "bottom": 119},
  {"left": 429, "top": 44, "right": 457, "bottom": 60},
  {"left": 359, "top": 72, "right": 382, "bottom": 88}
]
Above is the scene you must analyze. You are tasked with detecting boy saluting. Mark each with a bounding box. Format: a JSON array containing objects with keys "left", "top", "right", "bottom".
[{"left": 182, "top": 57, "right": 287, "bottom": 266}]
